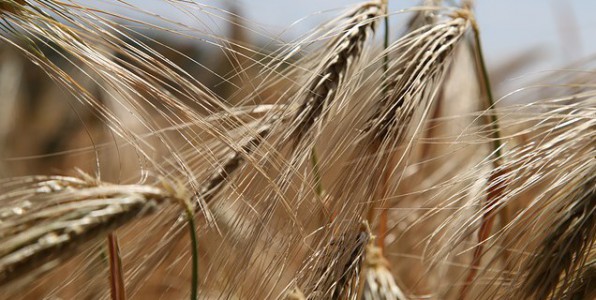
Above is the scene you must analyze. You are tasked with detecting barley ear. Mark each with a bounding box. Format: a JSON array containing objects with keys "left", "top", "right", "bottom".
[
  {"left": 0, "top": 176, "right": 190, "bottom": 290},
  {"left": 515, "top": 171, "right": 595, "bottom": 299}
]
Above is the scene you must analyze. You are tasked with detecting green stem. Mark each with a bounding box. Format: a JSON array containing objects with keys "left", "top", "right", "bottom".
[
  {"left": 375, "top": 0, "right": 391, "bottom": 242},
  {"left": 471, "top": 16, "right": 510, "bottom": 235},
  {"left": 471, "top": 22, "right": 503, "bottom": 164},
  {"left": 460, "top": 16, "right": 508, "bottom": 300},
  {"left": 185, "top": 208, "right": 199, "bottom": 300}
]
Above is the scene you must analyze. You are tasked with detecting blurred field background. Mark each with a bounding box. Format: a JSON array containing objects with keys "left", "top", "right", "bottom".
[{"left": 2, "top": 0, "right": 595, "bottom": 176}]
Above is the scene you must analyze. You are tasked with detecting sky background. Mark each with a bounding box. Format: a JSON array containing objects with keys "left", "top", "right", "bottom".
[
  {"left": 242, "top": 0, "right": 596, "bottom": 69},
  {"left": 97, "top": 0, "right": 596, "bottom": 75}
]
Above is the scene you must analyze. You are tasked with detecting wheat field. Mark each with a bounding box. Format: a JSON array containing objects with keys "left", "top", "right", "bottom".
[{"left": 0, "top": 0, "right": 594, "bottom": 299}]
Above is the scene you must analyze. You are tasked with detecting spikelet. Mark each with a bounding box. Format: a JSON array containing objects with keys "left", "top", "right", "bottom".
[{"left": 360, "top": 238, "right": 407, "bottom": 300}]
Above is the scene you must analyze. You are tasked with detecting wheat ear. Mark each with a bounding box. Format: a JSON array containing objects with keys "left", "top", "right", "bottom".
[
  {"left": 436, "top": 96, "right": 594, "bottom": 298},
  {"left": 515, "top": 170, "right": 595, "bottom": 299},
  {"left": 361, "top": 6, "right": 470, "bottom": 250},
  {"left": 0, "top": 175, "right": 190, "bottom": 289},
  {"left": 295, "top": 12, "right": 471, "bottom": 298},
  {"left": 290, "top": 1, "right": 382, "bottom": 146},
  {"left": 366, "top": 17, "right": 469, "bottom": 138}
]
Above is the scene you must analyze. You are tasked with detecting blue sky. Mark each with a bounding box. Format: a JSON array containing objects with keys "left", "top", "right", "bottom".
[
  {"left": 94, "top": 0, "right": 596, "bottom": 71},
  {"left": 243, "top": 0, "right": 596, "bottom": 67}
]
